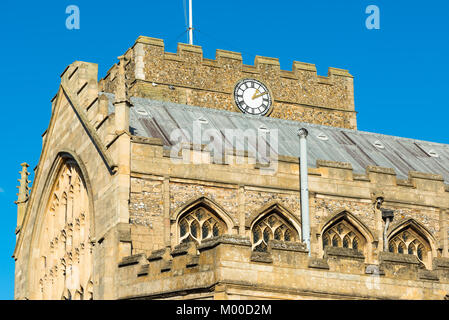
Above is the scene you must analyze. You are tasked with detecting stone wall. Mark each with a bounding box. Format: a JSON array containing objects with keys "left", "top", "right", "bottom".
[
  {"left": 14, "top": 60, "right": 132, "bottom": 300},
  {"left": 15, "top": 36, "right": 449, "bottom": 300},
  {"left": 128, "top": 137, "right": 449, "bottom": 276},
  {"left": 99, "top": 36, "right": 357, "bottom": 129},
  {"left": 117, "top": 236, "right": 449, "bottom": 300}
]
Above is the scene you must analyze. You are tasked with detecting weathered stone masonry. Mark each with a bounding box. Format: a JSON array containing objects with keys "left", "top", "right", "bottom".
[{"left": 13, "top": 36, "right": 449, "bottom": 300}]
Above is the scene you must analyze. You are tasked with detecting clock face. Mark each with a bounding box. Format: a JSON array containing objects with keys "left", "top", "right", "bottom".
[{"left": 234, "top": 79, "right": 272, "bottom": 116}]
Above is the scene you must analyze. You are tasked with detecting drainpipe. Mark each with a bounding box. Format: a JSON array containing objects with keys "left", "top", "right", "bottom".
[
  {"left": 298, "top": 128, "right": 310, "bottom": 255},
  {"left": 381, "top": 209, "right": 394, "bottom": 251}
]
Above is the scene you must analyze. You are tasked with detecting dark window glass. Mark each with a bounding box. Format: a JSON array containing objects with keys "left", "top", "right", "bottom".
[
  {"left": 343, "top": 236, "right": 349, "bottom": 248},
  {"left": 332, "top": 235, "right": 339, "bottom": 247},
  {"left": 180, "top": 220, "right": 187, "bottom": 237},
  {"left": 284, "top": 229, "right": 291, "bottom": 242},
  {"left": 402, "top": 232, "right": 408, "bottom": 242},
  {"left": 263, "top": 228, "right": 271, "bottom": 243},
  {"left": 388, "top": 243, "right": 394, "bottom": 253},
  {"left": 417, "top": 246, "right": 423, "bottom": 260},
  {"left": 190, "top": 221, "right": 199, "bottom": 238},
  {"left": 274, "top": 228, "right": 282, "bottom": 241},
  {"left": 202, "top": 221, "right": 210, "bottom": 239},
  {"left": 353, "top": 237, "right": 359, "bottom": 250},
  {"left": 336, "top": 224, "right": 343, "bottom": 234},
  {"left": 213, "top": 224, "right": 220, "bottom": 237},
  {"left": 195, "top": 209, "right": 203, "bottom": 221},
  {"left": 253, "top": 227, "right": 260, "bottom": 243},
  {"left": 268, "top": 215, "right": 276, "bottom": 227}
]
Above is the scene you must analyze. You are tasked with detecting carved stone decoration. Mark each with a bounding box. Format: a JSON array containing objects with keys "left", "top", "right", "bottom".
[{"left": 36, "top": 161, "right": 92, "bottom": 300}]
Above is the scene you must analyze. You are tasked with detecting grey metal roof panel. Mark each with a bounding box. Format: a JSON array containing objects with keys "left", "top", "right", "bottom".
[{"left": 102, "top": 93, "right": 449, "bottom": 183}]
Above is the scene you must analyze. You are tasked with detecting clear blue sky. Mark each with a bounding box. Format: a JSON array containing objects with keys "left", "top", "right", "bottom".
[{"left": 0, "top": 0, "right": 448, "bottom": 299}]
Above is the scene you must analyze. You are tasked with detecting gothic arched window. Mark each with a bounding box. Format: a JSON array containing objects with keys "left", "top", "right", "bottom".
[
  {"left": 36, "top": 159, "right": 93, "bottom": 300},
  {"left": 251, "top": 213, "right": 298, "bottom": 252},
  {"left": 388, "top": 226, "right": 432, "bottom": 268},
  {"left": 322, "top": 220, "right": 365, "bottom": 253},
  {"left": 179, "top": 207, "right": 225, "bottom": 244}
]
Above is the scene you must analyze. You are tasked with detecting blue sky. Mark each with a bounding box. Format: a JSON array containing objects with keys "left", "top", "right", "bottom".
[{"left": 0, "top": 0, "right": 448, "bottom": 299}]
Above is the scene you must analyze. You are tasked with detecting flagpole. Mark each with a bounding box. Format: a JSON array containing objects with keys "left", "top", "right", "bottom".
[
  {"left": 189, "top": 0, "right": 193, "bottom": 44},
  {"left": 189, "top": 0, "right": 193, "bottom": 45}
]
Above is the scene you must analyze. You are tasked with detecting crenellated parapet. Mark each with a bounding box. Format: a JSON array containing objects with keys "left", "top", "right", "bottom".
[
  {"left": 99, "top": 36, "right": 357, "bottom": 129},
  {"left": 315, "top": 159, "right": 448, "bottom": 194},
  {"left": 117, "top": 235, "right": 449, "bottom": 299}
]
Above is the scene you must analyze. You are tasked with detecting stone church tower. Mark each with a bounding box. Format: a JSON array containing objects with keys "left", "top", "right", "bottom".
[{"left": 13, "top": 36, "right": 449, "bottom": 300}]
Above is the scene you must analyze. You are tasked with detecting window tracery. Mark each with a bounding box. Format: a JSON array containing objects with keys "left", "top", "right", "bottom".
[
  {"left": 179, "top": 207, "right": 225, "bottom": 244},
  {"left": 251, "top": 213, "right": 297, "bottom": 252},
  {"left": 36, "top": 161, "right": 92, "bottom": 300},
  {"left": 322, "top": 220, "right": 363, "bottom": 252},
  {"left": 388, "top": 229, "right": 430, "bottom": 265}
]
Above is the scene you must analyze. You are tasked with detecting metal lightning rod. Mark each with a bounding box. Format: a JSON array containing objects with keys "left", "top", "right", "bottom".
[{"left": 188, "top": 0, "right": 193, "bottom": 45}]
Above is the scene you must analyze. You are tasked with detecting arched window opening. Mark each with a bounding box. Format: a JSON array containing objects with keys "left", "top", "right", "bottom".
[
  {"left": 323, "top": 220, "right": 362, "bottom": 250},
  {"left": 36, "top": 159, "right": 92, "bottom": 300},
  {"left": 343, "top": 235, "right": 350, "bottom": 248},
  {"left": 398, "top": 242, "right": 405, "bottom": 254},
  {"left": 322, "top": 219, "right": 366, "bottom": 254},
  {"left": 332, "top": 234, "right": 340, "bottom": 247},
  {"left": 387, "top": 226, "right": 432, "bottom": 268},
  {"left": 352, "top": 237, "right": 359, "bottom": 250},
  {"left": 179, "top": 207, "right": 226, "bottom": 245},
  {"left": 251, "top": 213, "right": 298, "bottom": 252}
]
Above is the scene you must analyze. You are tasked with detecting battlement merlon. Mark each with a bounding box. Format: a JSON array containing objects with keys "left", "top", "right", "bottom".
[
  {"left": 98, "top": 36, "right": 357, "bottom": 129},
  {"left": 116, "top": 235, "right": 449, "bottom": 300},
  {"left": 127, "top": 36, "right": 353, "bottom": 78}
]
